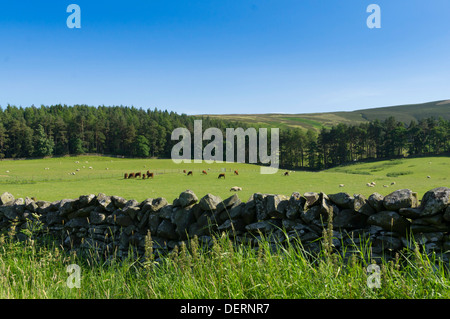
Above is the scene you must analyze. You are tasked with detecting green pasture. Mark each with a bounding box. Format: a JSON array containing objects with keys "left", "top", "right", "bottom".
[{"left": 0, "top": 155, "right": 449, "bottom": 203}]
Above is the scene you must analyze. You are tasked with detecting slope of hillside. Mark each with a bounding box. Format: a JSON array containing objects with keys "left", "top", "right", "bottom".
[{"left": 200, "top": 99, "right": 450, "bottom": 130}]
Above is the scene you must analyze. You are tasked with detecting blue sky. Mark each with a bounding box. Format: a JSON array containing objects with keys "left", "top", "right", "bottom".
[{"left": 1, "top": 1, "right": 449, "bottom": 115}]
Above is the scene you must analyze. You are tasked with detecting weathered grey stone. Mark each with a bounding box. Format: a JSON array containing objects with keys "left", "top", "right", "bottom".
[
  {"left": 174, "top": 190, "right": 198, "bottom": 208},
  {"left": 150, "top": 197, "right": 168, "bottom": 212},
  {"left": 303, "top": 192, "right": 319, "bottom": 208},
  {"left": 111, "top": 195, "right": 128, "bottom": 209},
  {"left": 245, "top": 220, "right": 280, "bottom": 234},
  {"left": 367, "top": 211, "right": 410, "bottom": 234},
  {"left": 0, "top": 205, "right": 17, "bottom": 220},
  {"left": 398, "top": 207, "right": 423, "bottom": 219},
  {"left": 65, "top": 217, "right": 89, "bottom": 229},
  {"left": 24, "top": 197, "right": 38, "bottom": 212},
  {"left": 123, "top": 206, "right": 140, "bottom": 220},
  {"left": 410, "top": 223, "right": 449, "bottom": 233},
  {"left": 157, "top": 219, "right": 177, "bottom": 240},
  {"left": 218, "top": 219, "right": 246, "bottom": 233},
  {"left": 420, "top": 187, "right": 450, "bottom": 216},
  {"left": 199, "top": 193, "right": 222, "bottom": 211},
  {"left": 285, "top": 192, "right": 305, "bottom": 220},
  {"left": 68, "top": 205, "right": 96, "bottom": 219},
  {"left": 59, "top": 199, "right": 77, "bottom": 217},
  {"left": 216, "top": 194, "right": 241, "bottom": 213},
  {"left": 90, "top": 210, "right": 106, "bottom": 225},
  {"left": 444, "top": 206, "right": 450, "bottom": 222},
  {"left": 0, "top": 192, "right": 15, "bottom": 205},
  {"left": 300, "top": 205, "right": 322, "bottom": 224},
  {"left": 115, "top": 214, "right": 133, "bottom": 227},
  {"left": 353, "top": 194, "right": 367, "bottom": 212},
  {"left": 367, "top": 193, "right": 385, "bottom": 213},
  {"left": 147, "top": 213, "right": 161, "bottom": 234},
  {"left": 79, "top": 194, "right": 95, "bottom": 208},
  {"left": 328, "top": 192, "right": 354, "bottom": 209},
  {"left": 241, "top": 201, "right": 256, "bottom": 225},
  {"left": 172, "top": 207, "right": 195, "bottom": 240},
  {"left": 383, "top": 189, "right": 418, "bottom": 211},
  {"left": 159, "top": 205, "right": 175, "bottom": 220},
  {"left": 266, "top": 194, "right": 289, "bottom": 218},
  {"left": 333, "top": 209, "right": 367, "bottom": 229}
]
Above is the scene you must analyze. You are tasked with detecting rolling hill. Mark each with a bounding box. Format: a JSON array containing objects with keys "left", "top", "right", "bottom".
[{"left": 199, "top": 99, "right": 450, "bottom": 131}]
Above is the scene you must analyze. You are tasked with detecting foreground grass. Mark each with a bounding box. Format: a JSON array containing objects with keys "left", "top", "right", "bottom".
[{"left": 1, "top": 233, "right": 450, "bottom": 299}]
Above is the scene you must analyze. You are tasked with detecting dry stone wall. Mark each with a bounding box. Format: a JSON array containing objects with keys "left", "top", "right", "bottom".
[{"left": 1, "top": 187, "right": 450, "bottom": 260}]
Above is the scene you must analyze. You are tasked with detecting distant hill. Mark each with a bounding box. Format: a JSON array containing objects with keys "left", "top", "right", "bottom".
[{"left": 199, "top": 99, "right": 450, "bottom": 131}]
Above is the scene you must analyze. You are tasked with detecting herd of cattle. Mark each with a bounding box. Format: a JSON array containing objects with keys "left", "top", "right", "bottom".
[{"left": 124, "top": 169, "right": 242, "bottom": 180}]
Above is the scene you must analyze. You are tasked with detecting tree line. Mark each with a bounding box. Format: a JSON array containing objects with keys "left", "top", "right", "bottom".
[
  {"left": 0, "top": 104, "right": 449, "bottom": 170},
  {"left": 280, "top": 116, "right": 450, "bottom": 170}
]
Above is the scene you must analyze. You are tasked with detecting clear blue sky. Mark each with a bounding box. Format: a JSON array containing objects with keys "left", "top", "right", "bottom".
[{"left": 1, "top": 0, "right": 449, "bottom": 115}]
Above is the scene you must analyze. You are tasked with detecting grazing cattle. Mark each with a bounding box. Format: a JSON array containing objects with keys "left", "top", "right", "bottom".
[
  {"left": 128, "top": 173, "right": 135, "bottom": 179},
  {"left": 124, "top": 173, "right": 128, "bottom": 179},
  {"left": 142, "top": 174, "right": 146, "bottom": 179},
  {"left": 284, "top": 172, "right": 290, "bottom": 176},
  {"left": 202, "top": 170, "right": 208, "bottom": 175},
  {"left": 234, "top": 170, "right": 239, "bottom": 175},
  {"left": 391, "top": 181, "right": 396, "bottom": 185},
  {"left": 147, "top": 172, "right": 154, "bottom": 179},
  {"left": 230, "top": 186, "right": 242, "bottom": 192},
  {"left": 183, "top": 170, "right": 186, "bottom": 174},
  {"left": 218, "top": 173, "right": 225, "bottom": 179},
  {"left": 135, "top": 172, "right": 142, "bottom": 178},
  {"left": 187, "top": 171, "right": 193, "bottom": 176}
]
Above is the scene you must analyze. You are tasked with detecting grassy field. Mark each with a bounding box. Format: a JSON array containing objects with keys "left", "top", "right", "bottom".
[{"left": 0, "top": 155, "right": 448, "bottom": 203}]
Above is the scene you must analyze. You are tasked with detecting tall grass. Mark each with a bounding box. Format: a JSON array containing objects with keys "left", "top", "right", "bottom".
[{"left": 1, "top": 225, "right": 450, "bottom": 299}]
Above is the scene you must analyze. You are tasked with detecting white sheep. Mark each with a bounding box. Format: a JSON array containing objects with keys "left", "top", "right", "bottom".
[
  {"left": 230, "top": 186, "right": 242, "bottom": 192},
  {"left": 339, "top": 184, "right": 345, "bottom": 187}
]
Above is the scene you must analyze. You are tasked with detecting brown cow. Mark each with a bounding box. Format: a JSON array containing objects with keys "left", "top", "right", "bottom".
[
  {"left": 135, "top": 172, "right": 142, "bottom": 178},
  {"left": 183, "top": 170, "right": 186, "bottom": 174},
  {"left": 187, "top": 171, "right": 193, "bottom": 176},
  {"left": 148, "top": 172, "right": 154, "bottom": 179},
  {"left": 202, "top": 170, "right": 207, "bottom": 175},
  {"left": 234, "top": 170, "right": 239, "bottom": 175},
  {"left": 128, "top": 173, "right": 135, "bottom": 179},
  {"left": 124, "top": 173, "right": 128, "bottom": 179},
  {"left": 218, "top": 173, "right": 225, "bottom": 179},
  {"left": 284, "top": 172, "right": 290, "bottom": 176},
  {"left": 142, "top": 174, "right": 146, "bottom": 179}
]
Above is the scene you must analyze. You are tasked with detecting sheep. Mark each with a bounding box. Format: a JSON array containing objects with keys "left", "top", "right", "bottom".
[
  {"left": 230, "top": 186, "right": 242, "bottom": 192},
  {"left": 89, "top": 166, "right": 93, "bottom": 169},
  {"left": 383, "top": 185, "right": 389, "bottom": 188},
  {"left": 284, "top": 172, "right": 290, "bottom": 176},
  {"left": 427, "top": 175, "right": 431, "bottom": 178},
  {"left": 339, "top": 184, "right": 345, "bottom": 187},
  {"left": 391, "top": 182, "right": 396, "bottom": 185}
]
